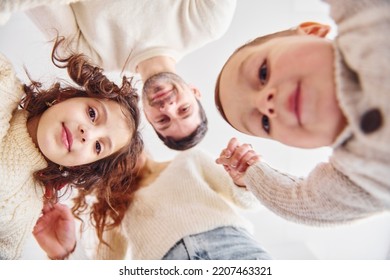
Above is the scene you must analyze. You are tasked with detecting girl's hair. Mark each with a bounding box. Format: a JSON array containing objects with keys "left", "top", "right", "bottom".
[{"left": 20, "top": 37, "right": 144, "bottom": 244}]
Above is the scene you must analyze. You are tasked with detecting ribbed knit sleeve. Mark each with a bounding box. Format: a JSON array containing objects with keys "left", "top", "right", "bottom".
[{"left": 245, "top": 161, "right": 383, "bottom": 226}]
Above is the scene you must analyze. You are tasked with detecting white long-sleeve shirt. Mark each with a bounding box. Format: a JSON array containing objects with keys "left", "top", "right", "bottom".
[{"left": 26, "top": 0, "right": 236, "bottom": 72}]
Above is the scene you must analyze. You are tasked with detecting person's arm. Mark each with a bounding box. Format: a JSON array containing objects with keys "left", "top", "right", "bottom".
[
  {"left": 0, "top": 0, "right": 83, "bottom": 25},
  {"left": 217, "top": 138, "right": 384, "bottom": 226},
  {"left": 25, "top": 1, "right": 100, "bottom": 63},
  {"left": 245, "top": 158, "right": 384, "bottom": 226},
  {"left": 25, "top": 3, "right": 79, "bottom": 44},
  {"left": 0, "top": 53, "right": 25, "bottom": 140}
]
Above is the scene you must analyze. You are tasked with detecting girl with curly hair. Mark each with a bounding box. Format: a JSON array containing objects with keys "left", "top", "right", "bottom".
[{"left": 0, "top": 38, "right": 143, "bottom": 259}]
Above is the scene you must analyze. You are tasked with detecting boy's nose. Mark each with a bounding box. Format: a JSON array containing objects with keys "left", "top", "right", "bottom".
[
  {"left": 256, "top": 88, "right": 276, "bottom": 118},
  {"left": 265, "top": 93, "right": 276, "bottom": 117}
]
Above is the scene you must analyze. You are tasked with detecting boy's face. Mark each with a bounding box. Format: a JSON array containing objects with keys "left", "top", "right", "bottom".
[
  {"left": 36, "top": 97, "right": 132, "bottom": 166},
  {"left": 142, "top": 72, "right": 201, "bottom": 141},
  {"left": 219, "top": 34, "right": 346, "bottom": 148}
]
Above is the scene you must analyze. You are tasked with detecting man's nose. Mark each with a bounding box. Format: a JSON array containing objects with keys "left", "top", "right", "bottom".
[{"left": 159, "top": 100, "right": 175, "bottom": 113}]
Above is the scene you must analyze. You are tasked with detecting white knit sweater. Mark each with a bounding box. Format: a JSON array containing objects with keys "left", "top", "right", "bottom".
[
  {"left": 245, "top": 0, "right": 390, "bottom": 226},
  {"left": 0, "top": 54, "right": 47, "bottom": 259},
  {"left": 93, "top": 149, "right": 260, "bottom": 260},
  {"left": 26, "top": 0, "right": 236, "bottom": 72}
]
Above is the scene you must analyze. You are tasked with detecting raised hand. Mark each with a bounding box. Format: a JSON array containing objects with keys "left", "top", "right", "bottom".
[
  {"left": 33, "top": 202, "right": 76, "bottom": 260},
  {"left": 216, "top": 137, "right": 261, "bottom": 187}
]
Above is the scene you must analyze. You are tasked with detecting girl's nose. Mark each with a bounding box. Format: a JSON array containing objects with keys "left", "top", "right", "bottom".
[{"left": 80, "top": 128, "right": 86, "bottom": 142}]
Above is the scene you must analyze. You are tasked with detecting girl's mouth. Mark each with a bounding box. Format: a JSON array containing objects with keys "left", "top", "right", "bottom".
[{"left": 62, "top": 123, "right": 73, "bottom": 152}]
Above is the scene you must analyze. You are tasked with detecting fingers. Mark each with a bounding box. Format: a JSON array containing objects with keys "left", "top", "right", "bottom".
[
  {"left": 53, "top": 203, "right": 73, "bottom": 220},
  {"left": 216, "top": 137, "right": 239, "bottom": 164},
  {"left": 216, "top": 138, "right": 260, "bottom": 172}
]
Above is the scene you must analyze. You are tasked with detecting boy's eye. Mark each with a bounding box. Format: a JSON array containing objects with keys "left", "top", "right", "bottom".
[
  {"left": 258, "top": 60, "right": 268, "bottom": 85},
  {"left": 262, "top": 115, "right": 270, "bottom": 134},
  {"left": 88, "top": 107, "right": 97, "bottom": 122},
  {"left": 95, "top": 141, "right": 101, "bottom": 155}
]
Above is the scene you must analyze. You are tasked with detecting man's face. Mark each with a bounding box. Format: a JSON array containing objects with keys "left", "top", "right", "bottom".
[{"left": 142, "top": 72, "right": 201, "bottom": 140}]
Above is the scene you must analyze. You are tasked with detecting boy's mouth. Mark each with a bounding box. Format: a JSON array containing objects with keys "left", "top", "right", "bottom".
[{"left": 289, "top": 83, "right": 302, "bottom": 126}]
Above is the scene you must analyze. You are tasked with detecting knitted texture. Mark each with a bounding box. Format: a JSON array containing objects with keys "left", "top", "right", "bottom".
[
  {"left": 0, "top": 54, "right": 47, "bottom": 259},
  {"left": 244, "top": 0, "right": 390, "bottom": 226},
  {"left": 96, "top": 149, "right": 260, "bottom": 260}
]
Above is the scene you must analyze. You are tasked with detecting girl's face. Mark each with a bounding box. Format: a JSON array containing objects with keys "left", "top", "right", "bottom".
[
  {"left": 218, "top": 33, "right": 346, "bottom": 148},
  {"left": 36, "top": 97, "right": 132, "bottom": 166}
]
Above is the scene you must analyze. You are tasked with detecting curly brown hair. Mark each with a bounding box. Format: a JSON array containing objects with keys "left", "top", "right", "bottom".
[{"left": 20, "top": 37, "right": 144, "bottom": 244}]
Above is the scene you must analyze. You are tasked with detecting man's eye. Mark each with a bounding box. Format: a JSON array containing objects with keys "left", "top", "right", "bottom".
[
  {"left": 181, "top": 105, "right": 190, "bottom": 113},
  {"left": 88, "top": 107, "right": 96, "bottom": 122},
  {"left": 258, "top": 60, "right": 268, "bottom": 85},
  {"left": 262, "top": 115, "right": 270, "bottom": 134},
  {"left": 95, "top": 141, "right": 101, "bottom": 154}
]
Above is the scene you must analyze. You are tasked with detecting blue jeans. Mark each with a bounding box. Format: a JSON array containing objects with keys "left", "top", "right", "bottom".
[{"left": 162, "top": 226, "right": 272, "bottom": 260}]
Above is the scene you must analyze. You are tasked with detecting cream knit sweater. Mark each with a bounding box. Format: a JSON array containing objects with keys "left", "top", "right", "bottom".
[
  {"left": 93, "top": 149, "right": 260, "bottom": 260},
  {"left": 245, "top": 0, "right": 390, "bottom": 226},
  {"left": 25, "top": 0, "right": 236, "bottom": 72},
  {"left": 0, "top": 54, "right": 47, "bottom": 259}
]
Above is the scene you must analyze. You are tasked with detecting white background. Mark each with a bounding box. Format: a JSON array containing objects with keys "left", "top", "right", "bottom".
[{"left": 1, "top": 0, "right": 389, "bottom": 260}]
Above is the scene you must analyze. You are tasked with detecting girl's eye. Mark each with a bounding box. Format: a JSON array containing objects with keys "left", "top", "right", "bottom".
[
  {"left": 88, "top": 107, "right": 96, "bottom": 122},
  {"left": 262, "top": 115, "right": 270, "bottom": 134},
  {"left": 95, "top": 141, "right": 101, "bottom": 155},
  {"left": 258, "top": 60, "right": 268, "bottom": 85}
]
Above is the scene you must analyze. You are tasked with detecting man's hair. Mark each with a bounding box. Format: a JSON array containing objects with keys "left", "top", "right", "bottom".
[
  {"left": 215, "top": 28, "right": 297, "bottom": 125},
  {"left": 156, "top": 99, "right": 208, "bottom": 150}
]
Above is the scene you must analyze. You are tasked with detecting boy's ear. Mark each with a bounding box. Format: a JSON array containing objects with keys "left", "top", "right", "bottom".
[{"left": 297, "top": 22, "right": 330, "bottom": 38}]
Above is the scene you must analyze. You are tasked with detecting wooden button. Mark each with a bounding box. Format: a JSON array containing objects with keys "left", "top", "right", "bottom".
[{"left": 360, "top": 108, "right": 382, "bottom": 134}]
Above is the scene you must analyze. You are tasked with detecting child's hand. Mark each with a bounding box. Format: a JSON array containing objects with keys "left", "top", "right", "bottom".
[
  {"left": 33, "top": 202, "right": 76, "bottom": 260},
  {"left": 216, "top": 137, "right": 261, "bottom": 187}
]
